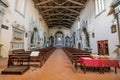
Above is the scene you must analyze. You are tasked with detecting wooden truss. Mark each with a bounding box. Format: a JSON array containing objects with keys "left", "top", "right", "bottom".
[{"left": 33, "top": 0, "right": 87, "bottom": 28}]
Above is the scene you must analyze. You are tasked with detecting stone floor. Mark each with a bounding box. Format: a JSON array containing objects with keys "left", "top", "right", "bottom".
[{"left": 0, "top": 49, "right": 120, "bottom": 80}]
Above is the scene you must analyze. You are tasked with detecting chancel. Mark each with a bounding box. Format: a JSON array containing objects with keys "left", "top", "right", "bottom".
[{"left": 0, "top": 0, "right": 120, "bottom": 80}]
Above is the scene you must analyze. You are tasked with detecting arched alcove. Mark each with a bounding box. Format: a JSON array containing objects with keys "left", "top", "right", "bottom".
[
  {"left": 49, "top": 36, "right": 54, "bottom": 47},
  {"left": 65, "top": 36, "right": 70, "bottom": 47},
  {"left": 30, "top": 27, "right": 40, "bottom": 49},
  {"left": 55, "top": 31, "right": 64, "bottom": 48}
]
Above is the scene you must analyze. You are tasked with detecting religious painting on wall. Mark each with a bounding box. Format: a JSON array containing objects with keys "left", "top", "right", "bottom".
[
  {"left": 72, "top": 32, "right": 76, "bottom": 47},
  {"left": 83, "top": 27, "right": 90, "bottom": 47},
  {"left": 97, "top": 40, "right": 109, "bottom": 55},
  {"left": 111, "top": 24, "right": 117, "bottom": 33}
]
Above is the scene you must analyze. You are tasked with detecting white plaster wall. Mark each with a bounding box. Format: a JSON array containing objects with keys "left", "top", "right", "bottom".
[
  {"left": 49, "top": 27, "right": 70, "bottom": 37},
  {"left": 0, "top": 0, "right": 48, "bottom": 57},
  {"left": 71, "top": 0, "right": 119, "bottom": 58}
]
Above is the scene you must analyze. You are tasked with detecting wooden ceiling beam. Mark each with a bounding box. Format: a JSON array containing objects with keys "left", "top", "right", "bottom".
[
  {"left": 42, "top": 13, "right": 78, "bottom": 16},
  {"left": 39, "top": 8, "right": 54, "bottom": 14},
  {"left": 48, "top": 22, "right": 72, "bottom": 25},
  {"left": 49, "top": 24, "right": 71, "bottom": 26},
  {"left": 38, "top": 6, "right": 83, "bottom": 8},
  {"left": 67, "top": 0, "right": 84, "bottom": 6},
  {"left": 48, "top": 24, "right": 71, "bottom": 27},
  {"left": 46, "top": 19, "right": 74, "bottom": 23},
  {"left": 48, "top": 25, "right": 71, "bottom": 28},
  {"left": 45, "top": 19, "right": 75, "bottom": 21},
  {"left": 36, "top": 0, "right": 53, "bottom": 6},
  {"left": 64, "top": 8, "right": 80, "bottom": 14},
  {"left": 53, "top": 1, "right": 68, "bottom": 6},
  {"left": 44, "top": 14, "right": 76, "bottom": 19}
]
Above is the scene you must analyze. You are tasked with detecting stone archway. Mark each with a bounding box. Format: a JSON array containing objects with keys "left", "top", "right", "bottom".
[
  {"left": 49, "top": 36, "right": 54, "bottom": 47},
  {"left": 55, "top": 31, "right": 64, "bottom": 48},
  {"left": 65, "top": 36, "right": 70, "bottom": 47}
]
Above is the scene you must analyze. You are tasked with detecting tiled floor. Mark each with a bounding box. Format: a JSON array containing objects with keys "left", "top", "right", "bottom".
[{"left": 0, "top": 49, "right": 120, "bottom": 80}]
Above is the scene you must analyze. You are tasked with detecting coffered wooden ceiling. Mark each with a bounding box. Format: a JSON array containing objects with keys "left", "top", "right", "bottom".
[{"left": 33, "top": 0, "right": 87, "bottom": 28}]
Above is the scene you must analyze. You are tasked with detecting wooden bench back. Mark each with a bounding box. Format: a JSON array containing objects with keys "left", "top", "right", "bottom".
[{"left": 11, "top": 49, "right": 25, "bottom": 54}]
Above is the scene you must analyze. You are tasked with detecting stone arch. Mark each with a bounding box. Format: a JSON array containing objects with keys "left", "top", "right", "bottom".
[
  {"left": 65, "top": 36, "right": 70, "bottom": 47},
  {"left": 49, "top": 36, "right": 54, "bottom": 47},
  {"left": 54, "top": 31, "right": 64, "bottom": 48}
]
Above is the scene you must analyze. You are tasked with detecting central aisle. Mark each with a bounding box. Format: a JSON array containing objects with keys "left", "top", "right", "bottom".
[{"left": 28, "top": 49, "right": 78, "bottom": 80}]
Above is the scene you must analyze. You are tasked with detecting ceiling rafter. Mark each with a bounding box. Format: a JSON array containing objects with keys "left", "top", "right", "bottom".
[
  {"left": 45, "top": 13, "right": 76, "bottom": 18},
  {"left": 53, "top": 1, "right": 68, "bottom": 6},
  {"left": 33, "top": 0, "right": 88, "bottom": 28},
  {"left": 49, "top": 25, "right": 71, "bottom": 28},
  {"left": 48, "top": 22, "right": 72, "bottom": 25},
  {"left": 67, "top": 0, "right": 84, "bottom": 6},
  {"left": 39, "top": 8, "right": 54, "bottom": 14},
  {"left": 36, "top": 0, "right": 53, "bottom": 6},
  {"left": 38, "top": 6, "right": 83, "bottom": 8},
  {"left": 42, "top": 13, "right": 78, "bottom": 16},
  {"left": 64, "top": 8, "right": 80, "bottom": 14},
  {"left": 46, "top": 19, "right": 74, "bottom": 23},
  {"left": 49, "top": 24, "right": 70, "bottom": 27},
  {"left": 45, "top": 19, "right": 75, "bottom": 21}
]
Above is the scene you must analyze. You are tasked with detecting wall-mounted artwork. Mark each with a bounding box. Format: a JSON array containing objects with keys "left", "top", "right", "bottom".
[
  {"left": 82, "top": 27, "right": 90, "bottom": 47},
  {"left": 11, "top": 22, "right": 25, "bottom": 49},
  {"left": 15, "top": 0, "right": 27, "bottom": 16},
  {"left": 28, "top": 17, "right": 41, "bottom": 49},
  {"left": 111, "top": 24, "right": 117, "bottom": 33},
  {"left": 72, "top": 32, "right": 76, "bottom": 47}
]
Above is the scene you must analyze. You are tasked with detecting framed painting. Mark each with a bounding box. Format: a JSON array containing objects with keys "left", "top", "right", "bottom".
[{"left": 111, "top": 24, "right": 117, "bottom": 33}]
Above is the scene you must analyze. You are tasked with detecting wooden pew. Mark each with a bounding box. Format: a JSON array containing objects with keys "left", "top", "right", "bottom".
[{"left": 62, "top": 47, "right": 91, "bottom": 69}]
